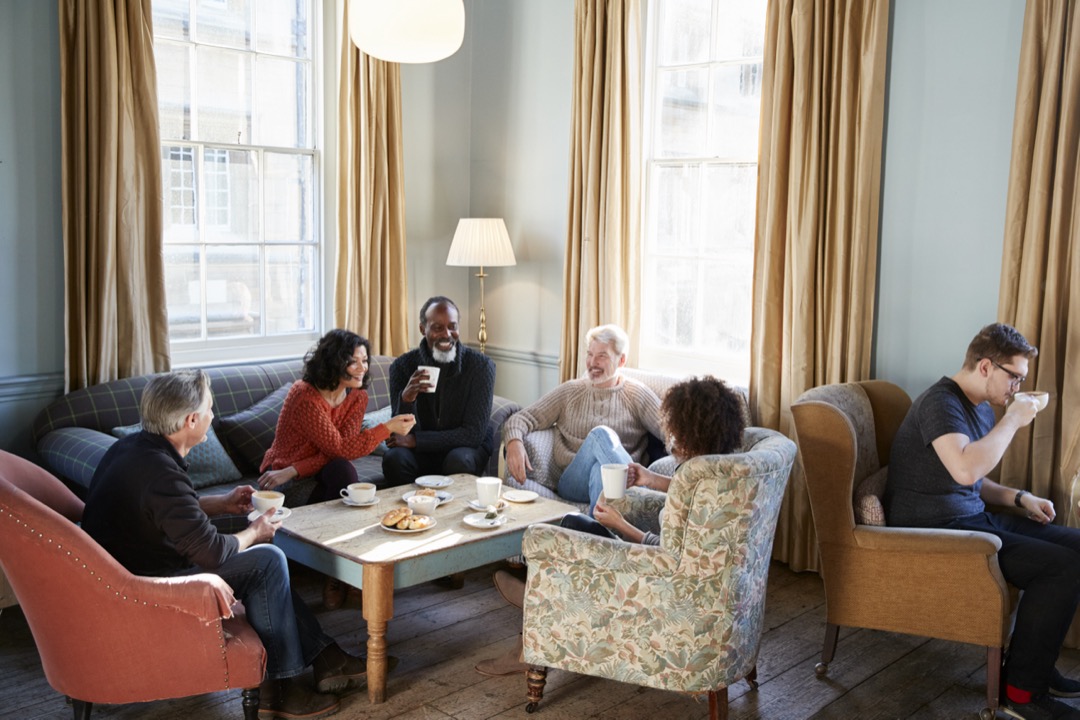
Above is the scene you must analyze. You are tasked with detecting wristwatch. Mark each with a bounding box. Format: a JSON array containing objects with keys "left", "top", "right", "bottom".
[{"left": 1014, "top": 489, "right": 1029, "bottom": 508}]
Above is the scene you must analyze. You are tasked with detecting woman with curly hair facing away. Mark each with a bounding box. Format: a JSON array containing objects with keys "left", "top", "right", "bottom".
[
  {"left": 259, "top": 329, "right": 415, "bottom": 502},
  {"left": 474, "top": 376, "right": 746, "bottom": 676}
]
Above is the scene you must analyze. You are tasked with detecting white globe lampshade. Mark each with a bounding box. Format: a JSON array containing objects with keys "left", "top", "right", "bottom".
[{"left": 348, "top": 0, "right": 465, "bottom": 64}]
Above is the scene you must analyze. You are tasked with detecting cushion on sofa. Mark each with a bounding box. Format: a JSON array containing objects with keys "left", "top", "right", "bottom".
[
  {"left": 362, "top": 405, "right": 392, "bottom": 456},
  {"left": 853, "top": 466, "right": 888, "bottom": 526},
  {"left": 216, "top": 383, "right": 294, "bottom": 473},
  {"left": 111, "top": 424, "right": 243, "bottom": 489}
]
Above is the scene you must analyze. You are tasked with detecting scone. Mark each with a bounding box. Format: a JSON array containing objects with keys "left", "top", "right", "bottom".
[
  {"left": 405, "top": 515, "right": 433, "bottom": 530},
  {"left": 415, "top": 488, "right": 438, "bottom": 498},
  {"left": 382, "top": 507, "right": 412, "bottom": 528}
]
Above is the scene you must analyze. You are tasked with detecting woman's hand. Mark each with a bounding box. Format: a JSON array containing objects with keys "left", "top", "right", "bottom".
[
  {"left": 258, "top": 466, "right": 298, "bottom": 490},
  {"left": 386, "top": 414, "right": 416, "bottom": 436},
  {"left": 626, "top": 463, "right": 671, "bottom": 493},
  {"left": 593, "top": 497, "right": 626, "bottom": 530}
]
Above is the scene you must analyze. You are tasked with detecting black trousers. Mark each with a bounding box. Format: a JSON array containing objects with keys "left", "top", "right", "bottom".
[{"left": 381, "top": 446, "right": 490, "bottom": 487}]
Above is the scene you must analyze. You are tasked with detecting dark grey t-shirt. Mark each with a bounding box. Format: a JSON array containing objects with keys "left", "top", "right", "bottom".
[{"left": 884, "top": 377, "right": 996, "bottom": 528}]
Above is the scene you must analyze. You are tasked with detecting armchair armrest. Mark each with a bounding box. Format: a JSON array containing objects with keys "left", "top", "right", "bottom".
[
  {"left": 523, "top": 523, "right": 679, "bottom": 577},
  {"left": 609, "top": 487, "right": 667, "bottom": 536},
  {"left": 852, "top": 525, "right": 1002, "bottom": 555}
]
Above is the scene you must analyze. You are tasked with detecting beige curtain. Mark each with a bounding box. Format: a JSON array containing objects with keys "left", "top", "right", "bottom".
[
  {"left": 751, "top": 0, "right": 890, "bottom": 571},
  {"left": 58, "top": 0, "right": 170, "bottom": 391},
  {"left": 336, "top": 3, "right": 410, "bottom": 356},
  {"left": 998, "top": 1, "right": 1079, "bottom": 516},
  {"left": 560, "top": 0, "right": 641, "bottom": 382}
]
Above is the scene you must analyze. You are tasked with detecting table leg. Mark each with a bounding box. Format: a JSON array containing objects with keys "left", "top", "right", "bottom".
[{"left": 362, "top": 563, "right": 395, "bottom": 703}]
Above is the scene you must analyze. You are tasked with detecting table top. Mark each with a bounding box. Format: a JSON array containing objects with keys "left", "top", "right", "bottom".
[{"left": 276, "top": 474, "right": 577, "bottom": 568}]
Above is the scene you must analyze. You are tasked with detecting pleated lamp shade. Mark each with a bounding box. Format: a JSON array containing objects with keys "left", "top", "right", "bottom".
[{"left": 446, "top": 219, "right": 517, "bottom": 267}]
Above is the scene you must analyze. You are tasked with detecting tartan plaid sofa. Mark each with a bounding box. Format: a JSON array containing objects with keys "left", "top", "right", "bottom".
[{"left": 31, "top": 356, "right": 522, "bottom": 503}]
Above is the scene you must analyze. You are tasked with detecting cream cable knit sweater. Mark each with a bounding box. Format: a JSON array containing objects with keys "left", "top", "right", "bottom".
[{"left": 502, "top": 376, "right": 664, "bottom": 474}]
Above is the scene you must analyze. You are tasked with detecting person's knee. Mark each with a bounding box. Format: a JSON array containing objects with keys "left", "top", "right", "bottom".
[
  {"left": 244, "top": 544, "right": 290, "bottom": 579},
  {"left": 443, "top": 447, "right": 487, "bottom": 475}
]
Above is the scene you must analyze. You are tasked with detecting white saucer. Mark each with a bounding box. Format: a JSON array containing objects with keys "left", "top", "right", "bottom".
[
  {"left": 467, "top": 498, "right": 508, "bottom": 512},
  {"left": 415, "top": 475, "right": 453, "bottom": 488},
  {"left": 463, "top": 512, "right": 509, "bottom": 530},
  {"left": 248, "top": 507, "right": 291, "bottom": 522},
  {"left": 381, "top": 517, "right": 438, "bottom": 533},
  {"left": 503, "top": 489, "right": 539, "bottom": 503},
  {"left": 402, "top": 489, "right": 453, "bottom": 504},
  {"left": 342, "top": 497, "right": 380, "bottom": 507}
]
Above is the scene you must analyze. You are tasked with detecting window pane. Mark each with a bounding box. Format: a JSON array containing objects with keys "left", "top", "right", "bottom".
[
  {"left": 264, "top": 153, "right": 314, "bottom": 243},
  {"left": 153, "top": 0, "right": 190, "bottom": 42},
  {"left": 649, "top": 164, "right": 700, "bottom": 255},
  {"left": 196, "top": 46, "right": 252, "bottom": 144},
  {"left": 164, "top": 245, "right": 202, "bottom": 340},
  {"left": 656, "top": 68, "right": 708, "bottom": 159},
  {"left": 657, "top": 0, "right": 711, "bottom": 66},
  {"left": 698, "top": 258, "right": 752, "bottom": 377},
  {"left": 707, "top": 62, "right": 762, "bottom": 160},
  {"left": 206, "top": 245, "right": 261, "bottom": 338},
  {"left": 202, "top": 148, "right": 259, "bottom": 243},
  {"left": 255, "top": 57, "right": 309, "bottom": 147},
  {"left": 714, "top": 0, "right": 767, "bottom": 60},
  {"left": 265, "top": 245, "right": 315, "bottom": 333},
  {"left": 157, "top": 42, "right": 191, "bottom": 140},
  {"left": 647, "top": 259, "right": 698, "bottom": 347},
  {"left": 256, "top": 0, "right": 310, "bottom": 57},
  {"left": 162, "top": 145, "right": 198, "bottom": 243},
  {"left": 195, "top": 0, "right": 251, "bottom": 50},
  {"left": 702, "top": 163, "right": 757, "bottom": 255}
]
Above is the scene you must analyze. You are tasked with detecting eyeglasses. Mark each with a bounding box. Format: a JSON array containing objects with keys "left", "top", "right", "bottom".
[{"left": 991, "top": 360, "right": 1026, "bottom": 387}]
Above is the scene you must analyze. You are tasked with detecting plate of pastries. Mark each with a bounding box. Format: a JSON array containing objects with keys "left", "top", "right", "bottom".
[{"left": 380, "top": 506, "right": 437, "bottom": 533}]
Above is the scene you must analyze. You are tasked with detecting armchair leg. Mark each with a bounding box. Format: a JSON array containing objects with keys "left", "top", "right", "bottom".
[
  {"left": 525, "top": 665, "right": 548, "bottom": 713},
  {"left": 708, "top": 687, "right": 728, "bottom": 720},
  {"left": 746, "top": 664, "right": 759, "bottom": 690},
  {"left": 242, "top": 686, "right": 260, "bottom": 720},
  {"left": 816, "top": 622, "right": 840, "bottom": 676},
  {"left": 985, "top": 646, "right": 1002, "bottom": 718},
  {"left": 71, "top": 699, "right": 92, "bottom": 719}
]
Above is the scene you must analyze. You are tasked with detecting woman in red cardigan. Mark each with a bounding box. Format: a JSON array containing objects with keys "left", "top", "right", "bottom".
[{"left": 259, "top": 329, "right": 415, "bottom": 501}]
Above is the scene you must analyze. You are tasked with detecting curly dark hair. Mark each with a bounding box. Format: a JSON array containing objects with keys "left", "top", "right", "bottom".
[
  {"left": 660, "top": 376, "right": 746, "bottom": 460},
  {"left": 302, "top": 329, "right": 371, "bottom": 391}
]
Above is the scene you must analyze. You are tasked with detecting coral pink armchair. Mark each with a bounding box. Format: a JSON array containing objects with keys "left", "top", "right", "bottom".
[{"left": 0, "top": 451, "right": 266, "bottom": 719}]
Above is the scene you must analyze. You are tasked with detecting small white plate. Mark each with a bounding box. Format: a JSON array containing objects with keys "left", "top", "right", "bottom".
[
  {"left": 463, "top": 512, "right": 509, "bottom": 530},
  {"left": 248, "top": 507, "right": 292, "bottom": 522},
  {"left": 503, "top": 489, "right": 539, "bottom": 504},
  {"left": 381, "top": 516, "right": 438, "bottom": 533},
  {"left": 342, "top": 497, "right": 380, "bottom": 507},
  {"left": 415, "top": 475, "right": 453, "bottom": 488},
  {"left": 467, "top": 498, "right": 508, "bottom": 513},
  {"left": 402, "top": 489, "right": 453, "bottom": 505}
]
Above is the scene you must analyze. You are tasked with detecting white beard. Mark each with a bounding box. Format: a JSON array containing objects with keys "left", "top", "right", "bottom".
[{"left": 432, "top": 344, "right": 457, "bottom": 364}]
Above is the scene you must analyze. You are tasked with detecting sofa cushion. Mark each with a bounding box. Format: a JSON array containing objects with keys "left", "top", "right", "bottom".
[
  {"left": 216, "top": 383, "right": 294, "bottom": 473},
  {"left": 361, "top": 405, "right": 392, "bottom": 456},
  {"left": 111, "top": 424, "right": 243, "bottom": 489},
  {"left": 853, "top": 465, "right": 888, "bottom": 527}
]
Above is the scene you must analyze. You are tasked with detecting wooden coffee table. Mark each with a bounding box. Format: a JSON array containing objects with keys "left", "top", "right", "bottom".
[{"left": 272, "top": 475, "right": 577, "bottom": 703}]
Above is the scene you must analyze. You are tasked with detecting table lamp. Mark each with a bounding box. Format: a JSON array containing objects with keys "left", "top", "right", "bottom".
[
  {"left": 446, "top": 218, "right": 516, "bottom": 353},
  {"left": 348, "top": 0, "right": 465, "bottom": 64}
]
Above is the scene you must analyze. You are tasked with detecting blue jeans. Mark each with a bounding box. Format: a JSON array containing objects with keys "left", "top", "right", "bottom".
[
  {"left": 190, "top": 544, "right": 334, "bottom": 679},
  {"left": 947, "top": 511, "right": 1080, "bottom": 693},
  {"left": 556, "top": 426, "right": 632, "bottom": 513}
]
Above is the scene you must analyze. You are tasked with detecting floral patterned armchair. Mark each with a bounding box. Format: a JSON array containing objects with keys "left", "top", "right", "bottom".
[{"left": 519, "top": 428, "right": 796, "bottom": 719}]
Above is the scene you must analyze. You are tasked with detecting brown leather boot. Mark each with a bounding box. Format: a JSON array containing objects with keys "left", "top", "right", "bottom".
[
  {"left": 474, "top": 636, "right": 528, "bottom": 677},
  {"left": 493, "top": 569, "right": 526, "bottom": 608},
  {"left": 258, "top": 676, "right": 339, "bottom": 720},
  {"left": 322, "top": 577, "right": 347, "bottom": 610},
  {"left": 312, "top": 642, "right": 400, "bottom": 694}
]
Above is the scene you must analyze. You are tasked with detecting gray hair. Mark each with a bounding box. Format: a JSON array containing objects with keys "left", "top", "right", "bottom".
[
  {"left": 585, "top": 324, "right": 629, "bottom": 359},
  {"left": 140, "top": 370, "right": 211, "bottom": 436}
]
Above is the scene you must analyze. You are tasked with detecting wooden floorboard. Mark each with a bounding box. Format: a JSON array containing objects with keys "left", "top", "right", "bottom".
[{"left": 3, "top": 561, "right": 1080, "bottom": 720}]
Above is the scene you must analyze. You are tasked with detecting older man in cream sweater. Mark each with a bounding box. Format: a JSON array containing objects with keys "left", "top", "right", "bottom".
[{"left": 502, "top": 324, "right": 663, "bottom": 513}]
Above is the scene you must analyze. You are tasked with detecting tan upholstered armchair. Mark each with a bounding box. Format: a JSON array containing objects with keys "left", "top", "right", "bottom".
[
  {"left": 0, "top": 451, "right": 266, "bottom": 719},
  {"left": 520, "top": 428, "right": 796, "bottom": 720},
  {"left": 791, "top": 381, "right": 1010, "bottom": 720}
]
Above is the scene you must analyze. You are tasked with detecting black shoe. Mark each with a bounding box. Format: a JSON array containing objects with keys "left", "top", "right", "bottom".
[
  {"left": 312, "top": 642, "right": 399, "bottom": 694},
  {"left": 258, "top": 677, "right": 339, "bottom": 720},
  {"left": 1004, "top": 693, "right": 1080, "bottom": 720},
  {"left": 1051, "top": 668, "right": 1080, "bottom": 698}
]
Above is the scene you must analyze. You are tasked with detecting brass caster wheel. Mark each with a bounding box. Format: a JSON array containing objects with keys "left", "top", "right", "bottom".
[
  {"left": 979, "top": 708, "right": 993, "bottom": 720},
  {"left": 815, "top": 662, "right": 829, "bottom": 677},
  {"left": 526, "top": 702, "right": 539, "bottom": 713}
]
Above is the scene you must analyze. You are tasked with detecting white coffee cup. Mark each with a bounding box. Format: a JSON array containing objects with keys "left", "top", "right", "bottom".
[
  {"left": 340, "top": 482, "right": 376, "bottom": 503},
  {"left": 601, "top": 464, "right": 628, "bottom": 500},
  {"left": 1015, "top": 391, "right": 1049, "bottom": 412},
  {"left": 252, "top": 490, "right": 285, "bottom": 513},
  {"left": 476, "top": 476, "right": 502, "bottom": 507},
  {"left": 407, "top": 494, "right": 438, "bottom": 516},
  {"left": 417, "top": 365, "right": 440, "bottom": 393}
]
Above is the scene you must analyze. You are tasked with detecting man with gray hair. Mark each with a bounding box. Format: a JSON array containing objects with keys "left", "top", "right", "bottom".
[
  {"left": 502, "top": 323, "right": 663, "bottom": 512},
  {"left": 83, "top": 370, "right": 368, "bottom": 720}
]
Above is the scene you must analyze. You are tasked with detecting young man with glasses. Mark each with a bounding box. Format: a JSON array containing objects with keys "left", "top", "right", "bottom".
[{"left": 885, "top": 323, "right": 1080, "bottom": 720}]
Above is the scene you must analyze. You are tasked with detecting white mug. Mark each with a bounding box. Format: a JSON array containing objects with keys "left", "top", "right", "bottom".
[
  {"left": 476, "top": 476, "right": 502, "bottom": 507},
  {"left": 417, "top": 365, "right": 441, "bottom": 393},
  {"left": 601, "top": 464, "right": 627, "bottom": 500}
]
